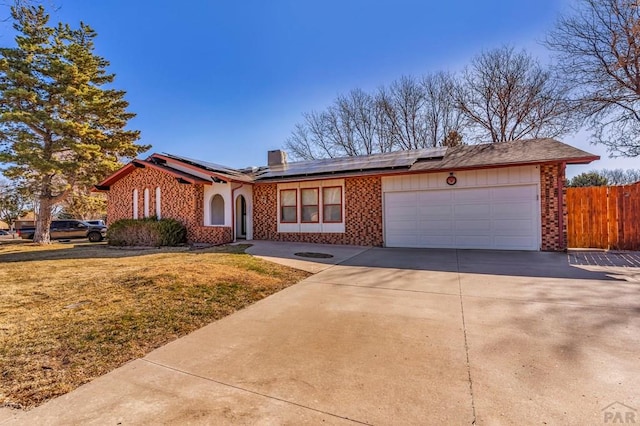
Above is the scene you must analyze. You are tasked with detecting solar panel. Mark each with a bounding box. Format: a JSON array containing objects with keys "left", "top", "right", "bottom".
[{"left": 258, "top": 147, "right": 447, "bottom": 179}]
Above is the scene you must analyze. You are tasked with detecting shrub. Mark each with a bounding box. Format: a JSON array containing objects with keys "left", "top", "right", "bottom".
[{"left": 107, "top": 217, "right": 187, "bottom": 247}]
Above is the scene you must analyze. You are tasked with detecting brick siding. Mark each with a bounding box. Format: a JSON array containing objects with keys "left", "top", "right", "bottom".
[
  {"left": 253, "top": 176, "right": 384, "bottom": 246},
  {"left": 539, "top": 163, "right": 567, "bottom": 251},
  {"left": 107, "top": 164, "right": 566, "bottom": 251},
  {"left": 107, "top": 167, "right": 233, "bottom": 245}
]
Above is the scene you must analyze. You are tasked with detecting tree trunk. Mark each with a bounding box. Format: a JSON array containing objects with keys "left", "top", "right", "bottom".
[{"left": 33, "top": 196, "right": 53, "bottom": 244}]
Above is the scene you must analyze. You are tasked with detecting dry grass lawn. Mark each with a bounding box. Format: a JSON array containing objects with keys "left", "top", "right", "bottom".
[{"left": 0, "top": 242, "right": 310, "bottom": 409}]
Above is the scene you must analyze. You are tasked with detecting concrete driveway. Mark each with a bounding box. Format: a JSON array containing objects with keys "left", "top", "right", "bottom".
[{"left": 3, "top": 244, "right": 639, "bottom": 425}]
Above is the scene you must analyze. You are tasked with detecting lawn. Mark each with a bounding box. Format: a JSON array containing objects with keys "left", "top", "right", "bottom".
[{"left": 0, "top": 242, "right": 310, "bottom": 409}]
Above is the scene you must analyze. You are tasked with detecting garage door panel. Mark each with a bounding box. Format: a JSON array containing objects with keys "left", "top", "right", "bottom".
[
  {"left": 454, "top": 188, "right": 490, "bottom": 202},
  {"left": 417, "top": 191, "right": 451, "bottom": 203},
  {"left": 417, "top": 220, "right": 453, "bottom": 232},
  {"left": 455, "top": 220, "right": 491, "bottom": 233},
  {"left": 387, "top": 220, "right": 418, "bottom": 232},
  {"left": 491, "top": 202, "right": 533, "bottom": 218},
  {"left": 494, "top": 219, "right": 535, "bottom": 234},
  {"left": 384, "top": 185, "right": 539, "bottom": 250},
  {"left": 418, "top": 205, "right": 452, "bottom": 217},
  {"left": 454, "top": 203, "right": 490, "bottom": 218}
]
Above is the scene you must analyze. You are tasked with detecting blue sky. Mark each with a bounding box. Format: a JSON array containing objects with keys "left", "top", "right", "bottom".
[{"left": 1, "top": 0, "right": 638, "bottom": 175}]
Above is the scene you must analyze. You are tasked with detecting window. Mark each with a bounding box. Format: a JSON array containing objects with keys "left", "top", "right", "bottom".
[
  {"left": 301, "top": 188, "right": 319, "bottom": 223},
  {"left": 155, "top": 187, "right": 161, "bottom": 219},
  {"left": 143, "top": 188, "right": 150, "bottom": 217},
  {"left": 211, "top": 194, "right": 225, "bottom": 225},
  {"left": 133, "top": 189, "right": 139, "bottom": 219},
  {"left": 280, "top": 189, "right": 297, "bottom": 223},
  {"left": 323, "top": 187, "right": 342, "bottom": 223}
]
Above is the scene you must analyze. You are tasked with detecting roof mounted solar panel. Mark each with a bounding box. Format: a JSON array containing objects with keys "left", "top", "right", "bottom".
[{"left": 257, "top": 147, "right": 448, "bottom": 179}]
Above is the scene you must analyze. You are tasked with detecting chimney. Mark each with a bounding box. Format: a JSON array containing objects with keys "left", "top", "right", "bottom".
[{"left": 268, "top": 150, "right": 288, "bottom": 167}]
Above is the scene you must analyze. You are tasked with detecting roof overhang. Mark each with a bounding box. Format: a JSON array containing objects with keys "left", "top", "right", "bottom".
[
  {"left": 93, "top": 159, "right": 212, "bottom": 191},
  {"left": 150, "top": 154, "right": 254, "bottom": 184}
]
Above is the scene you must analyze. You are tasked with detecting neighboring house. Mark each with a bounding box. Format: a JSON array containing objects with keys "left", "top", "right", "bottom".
[
  {"left": 14, "top": 212, "right": 36, "bottom": 230},
  {"left": 95, "top": 138, "right": 598, "bottom": 251}
]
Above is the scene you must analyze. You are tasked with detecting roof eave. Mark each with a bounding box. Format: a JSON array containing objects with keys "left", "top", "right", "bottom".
[{"left": 150, "top": 153, "right": 254, "bottom": 184}]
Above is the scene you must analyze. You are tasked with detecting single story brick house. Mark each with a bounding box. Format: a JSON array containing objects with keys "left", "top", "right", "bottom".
[{"left": 96, "top": 138, "right": 598, "bottom": 251}]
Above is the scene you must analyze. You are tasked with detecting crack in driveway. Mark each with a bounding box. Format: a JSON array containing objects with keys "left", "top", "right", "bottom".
[{"left": 456, "top": 249, "right": 477, "bottom": 425}]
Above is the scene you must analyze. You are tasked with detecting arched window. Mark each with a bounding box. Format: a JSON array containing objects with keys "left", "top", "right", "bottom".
[
  {"left": 155, "top": 187, "right": 161, "bottom": 219},
  {"left": 133, "top": 189, "right": 139, "bottom": 219},
  {"left": 143, "top": 188, "right": 150, "bottom": 217},
  {"left": 210, "top": 194, "right": 225, "bottom": 225}
]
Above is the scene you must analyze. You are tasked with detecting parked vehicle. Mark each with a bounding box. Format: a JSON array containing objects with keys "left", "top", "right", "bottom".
[
  {"left": 18, "top": 220, "right": 107, "bottom": 242},
  {"left": 0, "top": 230, "right": 9, "bottom": 236}
]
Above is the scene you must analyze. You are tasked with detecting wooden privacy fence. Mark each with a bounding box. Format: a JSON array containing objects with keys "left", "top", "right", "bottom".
[{"left": 567, "top": 183, "right": 640, "bottom": 250}]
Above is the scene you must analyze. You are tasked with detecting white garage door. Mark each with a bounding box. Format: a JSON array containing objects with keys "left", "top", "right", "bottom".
[{"left": 384, "top": 185, "right": 539, "bottom": 250}]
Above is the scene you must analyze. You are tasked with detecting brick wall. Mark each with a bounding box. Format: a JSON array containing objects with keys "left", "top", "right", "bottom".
[
  {"left": 107, "top": 167, "right": 233, "bottom": 245},
  {"left": 540, "top": 163, "right": 567, "bottom": 251},
  {"left": 252, "top": 176, "right": 383, "bottom": 246}
]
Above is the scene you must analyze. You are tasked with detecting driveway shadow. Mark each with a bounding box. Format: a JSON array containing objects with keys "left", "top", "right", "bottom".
[{"left": 338, "top": 247, "right": 636, "bottom": 281}]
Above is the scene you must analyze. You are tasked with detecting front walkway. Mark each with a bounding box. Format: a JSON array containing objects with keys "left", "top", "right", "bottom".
[{"left": 2, "top": 245, "right": 639, "bottom": 425}]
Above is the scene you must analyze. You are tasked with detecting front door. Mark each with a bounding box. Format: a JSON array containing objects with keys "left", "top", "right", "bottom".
[{"left": 236, "top": 195, "right": 247, "bottom": 239}]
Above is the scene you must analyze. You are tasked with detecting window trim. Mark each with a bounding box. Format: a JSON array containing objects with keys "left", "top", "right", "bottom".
[
  {"left": 300, "top": 187, "right": 320, "bottom": 223},
  {"left": 133, "top": 189, "right": 139, "bottom": 219},
  {"left": 143, "top": 188, "right": 150, "bottom": 217},
  {"left": 322, "top": 186, "right": 343, "bottom": 223},
  {"left": 155, "top": 187, "right": 161, "bottom": 219},
  {"left": 280, "top": 189, "right": 298, "bottom": 223},
  {"left": 210, "top": 194, "right": 225, "bottom": 226}
]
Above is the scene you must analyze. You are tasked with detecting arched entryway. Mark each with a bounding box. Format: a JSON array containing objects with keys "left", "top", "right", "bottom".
[{"left": 235, "top": 195, "right": 247, "bottom": 239}]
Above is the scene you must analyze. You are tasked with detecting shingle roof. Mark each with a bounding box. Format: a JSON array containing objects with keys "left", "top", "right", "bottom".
[
  {"left": 256, "top": 138, "right": 598, "bottom": 181},
  {"left": 408, "top": 138, "right": 598, "bottom": 172},
  {"left": 157, "top": 153, "right": 255, "bottom": 183},
  {"left": 95, "top": 138, "right": 599, "bottom": 190}
]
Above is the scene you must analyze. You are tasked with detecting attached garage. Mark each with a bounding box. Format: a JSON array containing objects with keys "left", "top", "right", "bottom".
[{"left": 383, "top": 166, "right": 541, "bottom": 251}]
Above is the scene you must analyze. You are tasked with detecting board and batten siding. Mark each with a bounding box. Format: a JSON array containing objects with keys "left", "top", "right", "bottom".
[{"left": 381, "top": 165, "right": 541, "bottom": 192}]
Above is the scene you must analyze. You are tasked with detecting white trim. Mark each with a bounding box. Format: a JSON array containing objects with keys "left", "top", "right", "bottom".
[
  {"left": 143, "top": 188, "right": 150, "bottom": 217},
  {"left": 234, "top": 186, "right": 253, "bottom": 240},
  {"left": 277, "top": 179, "right": 345, "bottom": 233},
  {"left": 133, "top": 189, "right": 139, "bottom": 219},
  {"left": 203, "top": 183, "right": 232, "bottom": 227},
  {"left": 155, "top": 187, "right": 161, "bottom": 218}
]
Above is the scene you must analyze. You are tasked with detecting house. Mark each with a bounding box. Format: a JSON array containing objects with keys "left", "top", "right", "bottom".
[{"left": 95, "top": 138, "right": 599, "bottom": 251}]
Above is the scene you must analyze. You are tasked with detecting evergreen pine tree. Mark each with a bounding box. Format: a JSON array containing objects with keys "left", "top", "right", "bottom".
[{"left": 0, "top": 6, "right": 149, "bottom": 243}]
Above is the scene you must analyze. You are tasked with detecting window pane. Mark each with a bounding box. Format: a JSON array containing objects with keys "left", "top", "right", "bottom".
[
  {"left": 323, "top": 187, "right": 341, "bottom": 204},
  {"left": 281, "top": 190, "right": 296, "bottom": 206},
  {"left": 281, "top": 206, "right": 296, "bottom": 222},
  {"left": 324, "top": 205, "right": 341, "bottom": 222},
  {"left": 301, "top": 206, "right": 319, "bottom": 222},
  {"left": 301, "top": 188, "right": 318, "bottom": 205}
]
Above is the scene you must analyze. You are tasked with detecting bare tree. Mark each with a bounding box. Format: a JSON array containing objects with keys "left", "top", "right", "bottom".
[
  {"left": 422, "top": 72, "right": 467, "bottom": 146},
  {"left": 598, "top": 168, "right": 640, "bottom": 185},
  {"left": 546, "top": 0, "right": 640, "bottom": 157},
  {"left": 285, "top": 89, "right": 397, "bottom": 160},
  {"left": 377, "top": 76, "right": 428, "bottom": 150},
  {"left": 285, "top": 75, "right": 464, "bottom": 160},
  {"left": 456, "top": 46, "right": 575, "bottom": 143}
]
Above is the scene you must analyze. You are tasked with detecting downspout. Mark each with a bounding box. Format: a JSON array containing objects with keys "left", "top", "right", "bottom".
[
  {"left": 557, "top": 162, "right": 566, "bottom": 251},
  {"left": 231, "top": 183, "right": 244, "bottom": 243}
]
